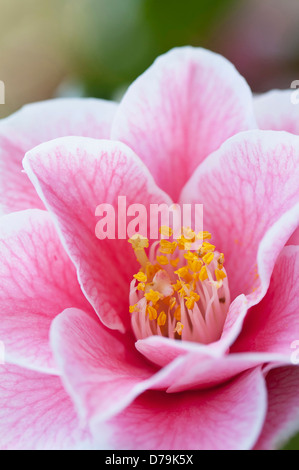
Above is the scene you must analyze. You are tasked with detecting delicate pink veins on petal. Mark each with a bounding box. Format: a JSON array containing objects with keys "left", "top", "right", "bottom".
[
  {"left": 23, "top": 137, "right": 172, "bottom": 333},
  {"left": 180, "top": 130, "right": 299, "bottom": 304},
  {"left": 232, "top": 246, "right": 299, "bottom": 359},
  {"left": 0, "top": 363, "right": 95, "bottom": 450},
  {"left": 105, "top": 368, "right": 266, "bottom": 450},
  {"left": 50, "top": 308, "right": 162, "bottom": 423},
  {"left": 111, "top": 46, "right": 257, "bottom": 200},
  {"left": 0, "top": 98, "right": 118, "bottom": 214},
  {"left": 0, "top": 209, "right": 91, "bottom": 373}
]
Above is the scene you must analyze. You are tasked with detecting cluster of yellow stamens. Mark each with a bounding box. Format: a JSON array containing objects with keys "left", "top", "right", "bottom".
[{"left": 128, "top": 226, "right": 230, "bottom": 343}]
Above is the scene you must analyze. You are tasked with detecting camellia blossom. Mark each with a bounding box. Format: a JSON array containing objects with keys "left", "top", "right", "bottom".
[{"left": 0, "top": 47, "right": 299, "bottom": 450}]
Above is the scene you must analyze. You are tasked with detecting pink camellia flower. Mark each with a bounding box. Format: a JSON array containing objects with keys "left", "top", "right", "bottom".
[{"left": 0, "top": 47, "right": 299, "bottom": 450}]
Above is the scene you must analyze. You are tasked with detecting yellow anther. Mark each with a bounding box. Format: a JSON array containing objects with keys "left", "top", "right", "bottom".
[
  {"left": 215, "top": 269, "right": 227, "bottom": 281},
  {"left": 202, "top": 242, "right": 215, "bottom": 253},
  {"left": 144, "top": 289, "right": 162, "bottom": 305},
  {"left": 177, "top": 236, "right": 193, "bottom": 250},
  {"left": 157, "top": 311, "right": 167, "bottom": 327},
  {"left": 174, "top": 306, "right": 181, "bottom": 321},
  {"left": 170, "top": 257, "right": 179, "bottom": 268},
  {"left": 181, "top": 227, "right": 196, "bottom": 242},
  {"left": 218, "top": 253, "right": 225, "bottom": 263},
  {"left": 202, "top": 252, "right": 214, "bottom": 265},
  {"left": 134, "top": 272, "right": 147, "bottom": 283},
  {"left": 128, "top": 234, "right": 149, "bottom": 250},
  {"left": 159, "top": 226, "right": 173, "bottom": 237},
  {"left": 199, "top": 265, "right": 208, "bottom": 281},
  {"left": 159, "top": 240, "right": 177, "bottom": 254},
  {"left": 197, "top": 231, "right": 212, "bottom": 240},
  {"left": 156, "top": 255, "right": 169, "bottom": 265},
  {"left": 172, "top": 280, "right": 182, "bottom": 291},
  {"left": 176, "top": 267, "right": 192, "bottom": 283},
  {"left": 183, "top": 251, "right": 198, "bottom": 261},
  {"left": 145, "top": 263, "right": 161, "bottom": 280},
  {"left": 137, "top": 282, "right": 145, "bottom": 291},
  {"left": 174, "top": 266, "right": 189, "bottom": 277},
  {"left": 189, "top": 259, "right": 203, "bottom": 273},
  {"left": 147, "top": 305, "right": 158, "bottom": 320},
  {"left": 169, "top": 297, "right": 177, "bottom": 310},
  {"left": 129, "top": 304, "right": 138, "bottom": 313},
  {"left": 217, "top": 253, "right": 225, "bottom": 269},
  {"left": 174, "top": 322, "right": 184, "bottom": 336},
  {"left": 178, "top": 283, "right": 190, "bottom": 297},
  {"left": 185, "top": 291, "right": 200, "bottom": 310}
]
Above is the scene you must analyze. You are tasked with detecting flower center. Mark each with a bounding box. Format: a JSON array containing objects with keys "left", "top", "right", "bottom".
[{"left": 128, "top": 227, "right": 230, "bottom": 344}]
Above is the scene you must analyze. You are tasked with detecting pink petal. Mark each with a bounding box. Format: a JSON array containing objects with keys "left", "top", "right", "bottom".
[
  {"left": 0, "top": 363, "right": 96, "bottom": 450},
  {"left": 111, "top": 47, "right": 257, "bottom": 200},
  {"left": 232, "top": 246, "right": 299, "bottom": 360},
  {"left": 104, "top": 368, "right": 266, "bottom": 450},
  {"left": 0, "top": 98, "right": 117, "bottom": 215},
  {"left": 0, "top": 209, "right": 91, "bottom": 373},
  {"left": 23, "top": 137, "right": 172, "bottom": 333},
  {"left": 135, "top": 293, "right": 286, "bottom": 393},
  {"left": 180, "top": 130, "right": 299, "bottom": 306},
  {"left": 287, "top": 227, "right": 299, "bottom": 246},
  {"left": 255, "top": 366, "right": 299, "bottom": 450},
  {"left": 254, "top": 90, "right": 299, "bottom": 135},
  {"left": 50, "top": 307, "right": 172, "bottom": 423}
]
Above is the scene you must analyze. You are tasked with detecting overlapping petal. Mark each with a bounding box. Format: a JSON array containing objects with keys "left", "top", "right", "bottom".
[
  {"left": 0, "top": 98, "right": 117, "bottom": 214},
  {"left": 255, "top": 366, "right": 299, "bottom": 450},
  {"left": 0, "top": 363, "right": 97, "bottom": 450},
  {"left": 103, "top": 368, "right": 266, "bottom": 450},
  {"left": 254, "top": 90, "right": 299, "bottom": 135},
  {"left": 50, "top": 308, "right": 159, "bottom": 422},
  {"left": 23, "top": 137, "right": 172, "bottom": 333},
  {"left": 180, "top": 130, "right": 299, "bottom": 307},
  {"left": 232, "top": 246, "right": 299, "bottom": 359},
  {"left": 111, "top": 47, "right": 257, "bottom": 200},
  {"left": 0, "top": 209, "right": 91, "bottom": 373}
]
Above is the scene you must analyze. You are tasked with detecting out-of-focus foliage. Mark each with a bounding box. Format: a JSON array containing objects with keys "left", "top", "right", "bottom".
[
  {"left": 0, "top": 0, "right": 68, "bottom": 118},
  {"left": 63, "top": 0, "right": 236, "bottom": 97},
  {"left": 282, "top": 432, "right": 299, "bottom": 450}
]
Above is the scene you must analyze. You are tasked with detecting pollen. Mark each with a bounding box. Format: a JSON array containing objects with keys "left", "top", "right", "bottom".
[
  {"left": 134, "top": 272, "right": 147, "bottom": 283},
  {"left": 157, "top": 311, "right": 167, "bottom": 327},
  {"left": 197, "top": 231, "right": 212, "bottom": 240},
  {"left": 202, "top": 242, "right": 215, "bottom": 253},
  {"left": 137, "top": 282, "right": 145, "bottom": 291},
  {"left": 170, "top": 257, "right": 179, "bottom": 268},
  {"left": 159, "top": 226, "right": 173, "bottom": 237},
  {"left": 156, "top": 255, "right": 169, "bottom": 265},
  {"left": 215, "top": 269, "right": 227, "bottom": 281},
  {"left": 174, "top": 322, "right": 184, "bottom": 336},
  {"left": 128, "top": 234, "right": 149, "bottom": 250},
  {"left": 159, "top": 239, "right": 178, "bottom": 254},
  {"left": 174, "top": 266, "right": 190, "bottom": 279},
  {"left": 129, "top": 304, "right": 138, "bottom": 313},
  {"left": 147, "top": 305, "right": 158, "bottom": 320},
  {"left": 174, "top": 305, "right": 181, "bottom": 321},
  {"left": 144, "top": 289, "right": 161, "bottom": 305},
  {"left": 199, "top": 265, "right": 208, "bottom": 281},
  {"left": 129, "top": 226, "right": 230, "bottom": 344},
  {"left": 185, "top": 291, "right": 200, "bottom": 310},
  {"left": 202, "top": 252, "right": 214, "bottom": 265}
]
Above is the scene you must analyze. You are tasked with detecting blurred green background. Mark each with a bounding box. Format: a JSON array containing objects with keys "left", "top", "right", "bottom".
[
  {"left": 0, "top": 0, "right": 299, "bottom": 449},
  {"left": 1, "top": 0, "right": 299, "bottom": 119}
]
